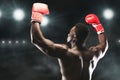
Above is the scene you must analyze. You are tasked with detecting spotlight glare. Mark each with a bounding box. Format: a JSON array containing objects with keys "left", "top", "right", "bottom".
[
  {"left": 2, "top": 40, "right": 5, "bottom": 44},
  {"left": 15, "top": 40, "right": 19, "bottom": 44},
  {"left": 103, "top": 8, "right": 114, "bottom": 20},
  {"left": 118, "top": 40, "right": 120, "bottom": 43},
  {"left": 41, "top": 16, "right": 49, "bottom": 26},
  {"left": 117, "top": 39, "right": 120, "bottom": 43},
  {"left": 8, "top": 40, "right": 12, "bottom": 44},
  {"left": 22, "top": 40, "right": 26, "bottom": 44},
  {"left": 0, "top": 10, "right": 2, "bottom": 18},
  {"left": 13, "top": 9, "right": 25, "bottom": 21}
]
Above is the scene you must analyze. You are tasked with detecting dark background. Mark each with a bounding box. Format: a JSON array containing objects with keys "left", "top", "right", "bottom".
[{"left": 0, "top": 0, "right": 120, "bottom": 80}]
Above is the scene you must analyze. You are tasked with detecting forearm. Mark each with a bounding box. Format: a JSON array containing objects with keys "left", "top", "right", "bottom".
[
  {"left": 30, "top": 22, "right": 54, "bottom": 54},
  {"left": 30, "top": 22, "right": 50, "bottom": 54},
  {"left": 96, "top": 33, "right": 107, "bottom": 51},
  {"left": 31, "top": 3, "right": 49, "bottom": 42},
  {"left": 85, "top": 14, "right": 108, "bottom": 52},
  {"left": 31, "top": 22, "right": 44, "bottom": 42}
]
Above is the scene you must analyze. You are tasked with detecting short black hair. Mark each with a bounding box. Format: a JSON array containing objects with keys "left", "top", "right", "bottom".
[{"left": 75, "top": 23, "right": 89, "bottom": 45}]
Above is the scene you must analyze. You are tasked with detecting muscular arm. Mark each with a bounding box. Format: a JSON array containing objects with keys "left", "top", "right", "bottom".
[
  {"left": 96, "top": 33, "right": 108, "bottom": 52},
  {"left": 31, "top": 22, "right": 68, "bottom": 57},
  {"left": 89, "top": 33, "right": 108, "bottom": 58},
  {"left": 85, "top": 14, "right": 109, "bottom": 58}
]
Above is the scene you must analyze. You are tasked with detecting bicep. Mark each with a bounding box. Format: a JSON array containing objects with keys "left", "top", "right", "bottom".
[
  {"left": 96, "top": 40, "right": 108, "bottom": 53},
  {"left": 32, "top": 38, "right": 68, "bottom": 57},
  {"left": 89, "top": 40, "right": 108, "bottom": 58}
]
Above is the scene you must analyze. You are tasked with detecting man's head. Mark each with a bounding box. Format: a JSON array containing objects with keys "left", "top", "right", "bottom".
[{"left": 67, "top": 23, "right": 89, "bottom": 47}]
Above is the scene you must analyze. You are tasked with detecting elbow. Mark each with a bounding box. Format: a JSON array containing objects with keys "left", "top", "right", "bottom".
[
  {"left": 31, "top": 38, "right": 35, "bottom": 45},
  {"left": 105, "top": 40, "right": 109, "bottom": 51},
  {"left": 102, "top": 40, "right": 109, "bottom": 53},
  {"left": 31, "top": 37, "right": 38, "bottom": 45},
  {"left": 30, "top": 33, "right": 44, "bottom": 46},
  {"left": 30, "top": 33, "right": 37, "bottom": 45},
  {"left": 31, "top": 39, "right": 36, "bottom": 46}
]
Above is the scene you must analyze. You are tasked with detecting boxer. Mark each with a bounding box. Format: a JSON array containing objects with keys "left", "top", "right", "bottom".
[{"left": 30, "top": 3, "right": 108, "bottom": 80}]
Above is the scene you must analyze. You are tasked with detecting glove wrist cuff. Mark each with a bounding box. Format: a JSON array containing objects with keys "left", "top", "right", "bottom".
[
  {"left": 31, "top": 12, "right": 43, "bottom": 23},
  {"left": 92, "top": 23, "right": 104, "bottom": 34}
]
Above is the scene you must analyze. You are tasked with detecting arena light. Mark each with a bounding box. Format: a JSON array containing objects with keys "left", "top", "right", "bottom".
[
  {"left": 117, "top": 39, "right": 120, "bottom": 44},
  {"left": 22, "top": 40, "right": 26, "bottom": 44},
  {"left": 1, "top": 40, "right": 5, "bottom": 44},
  {"left": 15, "top": 40, "right": 19, "bottom": 44},
  {"left": 103, "top": 8, "right": 114, "bottom": 20},
  {"left": 118, "top": 39, "right": 120, "bottom": 43},
  {"left": 41, "top": 16, "right": 49, "bottom": 26},
  {"left": 13, "top": 9, "right": 25, "bottom": 21},
  {"left": 8, "top": 40, "right": 12, "bottom": 44},
  {"left": 0, "top": 10, "right": 2, "bottom": 18},
  {"left": 0, "top": 40, "right": 27, "bottom": 46}
]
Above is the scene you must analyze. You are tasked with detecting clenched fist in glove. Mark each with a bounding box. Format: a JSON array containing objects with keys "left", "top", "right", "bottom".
[
  {"left": 31, "top": 3, "right": 49, "bottom": 23},
  {"left": 85, "top": 14, "right": 104, "bottom": 34}
]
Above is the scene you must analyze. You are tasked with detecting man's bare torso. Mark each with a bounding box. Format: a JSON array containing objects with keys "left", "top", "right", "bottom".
[
  {"left": 58, "top": 48, "right": 95, "bottom": 80},
  {"left": 31, "top": 10, "right": 108, "bottom": 80}
]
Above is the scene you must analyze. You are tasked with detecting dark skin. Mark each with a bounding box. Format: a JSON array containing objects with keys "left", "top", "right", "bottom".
[{"left": 30, "top": 22, "right": 108, "bottom": 80}]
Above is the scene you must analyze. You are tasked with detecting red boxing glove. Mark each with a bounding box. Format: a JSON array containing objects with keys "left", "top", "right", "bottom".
[
  {"left": 31, "top": 3, "right": 49, "bottom": 23},
  {"left": 85, "top": 14, "right": 104, "bottom": 34}
]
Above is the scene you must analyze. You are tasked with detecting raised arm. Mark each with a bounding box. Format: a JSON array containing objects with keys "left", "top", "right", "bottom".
[
  {"left": 30, "top": 3, "right": 68, "bottom": 57},
  {"left": 85, "top": 14, "right": 108, "bottom": 58}
]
